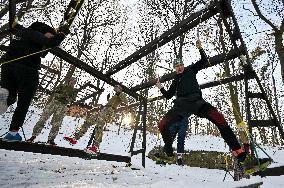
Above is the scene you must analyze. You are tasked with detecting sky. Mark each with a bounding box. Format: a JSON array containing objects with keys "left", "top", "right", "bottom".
[
  {"left": 0, "top": 105, "right": 284, "bottom": 188},
  {"left": 0, "top": 1, "right": 284, "bottom": 186}
]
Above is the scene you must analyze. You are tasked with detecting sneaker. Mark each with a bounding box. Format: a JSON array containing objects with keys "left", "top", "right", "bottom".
[
  {"left": 63, "top": 136, "right": 77, "bottom": 145},
  {"left": 26, "top": 136, "right": 36, "bottom": 143},
  {"left": 176, "top": 153, "right": 184, "bottom": 166},
  {"left": 47, "top": 139, "right": 57, "bottom": 146},
  {"left": 0, "top": 87, "right": 9, "bottom": 115},
  {"left": 240, "top": 156, "right": 272, "bottom": 174},
  {"left": 85, "top": 145, "right": 99, "bottom": 156},
  {"left": 3, "top": 132, "right": 22, "bottom": 142}
]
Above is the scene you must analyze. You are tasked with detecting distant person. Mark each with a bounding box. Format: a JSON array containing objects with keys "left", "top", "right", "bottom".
[
  {"left": 0, "top": 21, "right": 69, "bottom": 142},
  {"left": 64, "top": 84, "right": 128, "bottom": 154},
  {"left": 172, "top": 117, "right": 189, "bottom": 165},
  {"left": 26, "top": 77, "right": 77, "bottom": 145}
]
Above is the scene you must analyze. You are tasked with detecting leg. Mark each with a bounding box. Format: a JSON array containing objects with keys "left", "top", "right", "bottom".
[
  {"left": 73, "top": 115, "right": 94, "bottom": 140},
  {"left": 93, "top": 108, "right": 113, "bottom": 146},
  {"left": 32, "top": 100, "right": 57, "bottom": 137},
  {"left": 48, "top": 103, "right": 67, "bottom": 141},
  {"left": 177, "top": 117, "right": 189, "bottom": 153},
  {"left": 198, "top": 103, "right": 272, "bottom": 172},
  {"left": 0, "top": 64, "right": 18, "bottom": 106},
  {"left": 158, "top": 110, "right": 183, "bottom": 154},
  {"left": 9, "top": 66, "right": 39, "bottom": 131},
  {"left": 197, "top": 103, "right": 241, "bottom": 151}
]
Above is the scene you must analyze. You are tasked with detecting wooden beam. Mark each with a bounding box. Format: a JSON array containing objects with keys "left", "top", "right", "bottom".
[
  {"left": 253, "top": 165, "right": 284, "bottom": 177},
  {"left": 0, "top": 139, "right": 131, "bottom": 163},
  {"left": 50, "top": 47, "right": 143, "bottom": 101},
  {"left": 105, "top": 2, "right": 219, "bottom": 76},
  {"left": 131, "top": 47, "right": 244, "bottom": 92}
]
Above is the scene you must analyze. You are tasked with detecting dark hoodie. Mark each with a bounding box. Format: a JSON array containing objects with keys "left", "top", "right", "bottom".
[{"left": 2, "top": 22, "right": 65, "bottom": 70}]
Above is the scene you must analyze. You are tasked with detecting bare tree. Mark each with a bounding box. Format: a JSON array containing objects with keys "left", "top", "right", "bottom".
[{"left": 243, "top": 0, "right": 284, "bottom": 83}]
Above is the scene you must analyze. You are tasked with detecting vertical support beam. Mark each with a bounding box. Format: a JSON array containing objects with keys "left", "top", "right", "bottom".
[
  {"left": 217, "top": 0, "right": 284, "bottom": 140},
  {"left": 62, "top": 0, "right": 84, "bottom": 27},
  {"left": 141, "top": 98, "right": 147, "bottom": 167},
  {"left": 244, "top": 67, "right": 253, "bottom": 136},
  {"left": 8, "top": 0, "right": 16, "bottom": 32}
]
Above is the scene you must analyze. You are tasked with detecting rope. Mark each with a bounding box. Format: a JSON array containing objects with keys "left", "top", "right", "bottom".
[
  {"left": 0, "top": 0, "right": 84, "bottom": 66},
  {"left": 0, "top": 47, "right": 52, "bottom": 66}
]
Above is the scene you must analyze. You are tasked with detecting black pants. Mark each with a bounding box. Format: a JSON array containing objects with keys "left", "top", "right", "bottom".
[
  {"left": 1, "top": 63, "right": 39, "bottom": 131},
  {"left": 158, "top": 102, "right": 241, "bottom": 151}
]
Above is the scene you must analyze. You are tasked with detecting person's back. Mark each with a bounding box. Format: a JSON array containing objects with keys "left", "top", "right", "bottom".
[
  {"left": 0, "top": 21, "right": 68, "bottom": 142},
  {"left": 4, "top": 23, "right": 65, "bottom": 70}
]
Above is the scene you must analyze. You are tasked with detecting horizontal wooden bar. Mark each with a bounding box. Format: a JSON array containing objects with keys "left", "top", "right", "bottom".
[
  {"left": 131, "top": 47, "right": 244, "bottom": 92},
  {"left": 50, "top": 47, "right": 143, "bottom": 100},
  {"left": 250, "top": 119, "right": 276, "bottom": 128},
  {"left": 0, "top": 139, "right": 131, "bottom": 163},
  {"left": 105, "top": 2, "right": 219, "bottom": 76}
]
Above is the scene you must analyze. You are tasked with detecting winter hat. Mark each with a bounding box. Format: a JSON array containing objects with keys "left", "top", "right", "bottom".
[
  {"left": 173, "top": 58, "right": 183, "bottom": 68},
  {"left": 29, "top": 22, "right": 56, "bottom": 34},
  {"left": 69, "top": 77, "right": 77, "bottom": 81},
  {"left": 114, "top": 85, "right": 122, "bottom": 92}
]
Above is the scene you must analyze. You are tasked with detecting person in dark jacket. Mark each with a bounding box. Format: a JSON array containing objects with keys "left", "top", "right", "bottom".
[
  {"left": 0, "top": 21, "right": 68, "bottom": 141},
  {"left": 156, "top": 39, "right": 270, "bottom": 171}
]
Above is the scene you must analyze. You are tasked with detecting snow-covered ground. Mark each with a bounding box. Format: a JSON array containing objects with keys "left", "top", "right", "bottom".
[{"left": 0, "top": 106, "right": 284, "bottom": 188}]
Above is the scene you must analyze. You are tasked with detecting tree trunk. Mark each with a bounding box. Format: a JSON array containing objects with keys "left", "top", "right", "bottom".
[{"left": 274, "top": 31, "right": 284, "bottom": 83}]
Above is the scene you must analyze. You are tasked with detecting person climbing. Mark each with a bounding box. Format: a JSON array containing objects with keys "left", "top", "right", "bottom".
[
  {"left": 26, "top": 77, "right": 77, "bottom": 145},
  {"left": 155, "top": 39, "right": 271, "bottom": 172},
  {"left": 0, "top": 21, "right": 69, "bottom": 142},
  {"left": 64, "top": 84, "right": 128, "bottom": 154}
]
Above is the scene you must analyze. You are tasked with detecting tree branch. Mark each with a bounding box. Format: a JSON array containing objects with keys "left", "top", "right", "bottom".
[{"left": 251, "top": 0, "right": 278, "bottom": 31}]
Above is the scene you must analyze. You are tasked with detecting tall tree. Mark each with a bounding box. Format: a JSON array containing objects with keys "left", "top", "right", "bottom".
[{"left": 246, "top": 0, "right": 284, "bottom": 83}]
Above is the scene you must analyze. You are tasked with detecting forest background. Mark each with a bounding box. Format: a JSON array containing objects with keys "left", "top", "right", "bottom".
[{"left": 0, "top": 0, "right": 283, "bottom": 146}]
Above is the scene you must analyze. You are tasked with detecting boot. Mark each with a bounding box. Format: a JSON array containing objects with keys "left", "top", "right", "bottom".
[
  {"left": 176, "top": 153, "right": 184, "bottom": 166},
  {"left": 27, "top": 136, "right": 36, "bottom": 143},
  {"left": 85, "top": 145, "right": 99, "bottom": 156},
  {"left": 3, "top": 132, "right": 22, "bottom": 142},
  {"left": 163, "top": 145, "right": 174, "bottom": 157},
  {"left": 47, "top": 139, "right": 56, "bottom": 146},
  {"left": 63, "top": 136, "right": 77, "bottom": 145},
  {"left": 233, "top": 147, "right": 272, "bottom": 174}
]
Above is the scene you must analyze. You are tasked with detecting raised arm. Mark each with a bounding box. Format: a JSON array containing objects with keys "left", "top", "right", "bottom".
[
  {"left": 191, "top": 39, "right": 209, "bottom": 73},
  {"left": 156, "top": 78, "right": 177, "bottom": 99}
]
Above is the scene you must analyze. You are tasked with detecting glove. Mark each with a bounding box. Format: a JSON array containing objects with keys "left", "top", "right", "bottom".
[{"left": 58, "top": 24, "right": 70, "bottom": 35}]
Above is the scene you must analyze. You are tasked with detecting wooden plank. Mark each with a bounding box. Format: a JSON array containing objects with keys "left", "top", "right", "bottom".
[
  {"left": 253, "top": 165, "right": 284, "bottom": 177},
  {"left": 0, "top": 140, "right": 131, "bottom": 163}
]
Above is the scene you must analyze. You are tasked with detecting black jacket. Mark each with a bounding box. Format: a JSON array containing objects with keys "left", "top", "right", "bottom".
[
  {"left": 160, "top": 49, "right": 208, "bottom": 99},
  {"left": 2, "top": 28, "right": 65, "bottom": 70}
]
